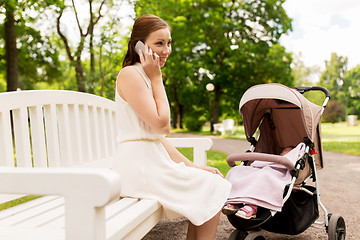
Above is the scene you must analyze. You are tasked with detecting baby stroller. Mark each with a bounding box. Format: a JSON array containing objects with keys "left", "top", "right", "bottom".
[{"left": 226, "top": 83, "right": 346, "bottom": 240}]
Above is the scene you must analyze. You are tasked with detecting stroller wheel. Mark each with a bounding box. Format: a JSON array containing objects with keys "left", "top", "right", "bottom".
[
  {"left": 228, "top": 230, "right": 245, "bottom": 240},
  {"left": 244, "top": 231, "right": 265, "bottom": 240},
  {"left": 328, "top": 214, "right": 346, "bottom": 240},
  {"left": 228, "top": 230, "right": 265, "bottom": 240}
]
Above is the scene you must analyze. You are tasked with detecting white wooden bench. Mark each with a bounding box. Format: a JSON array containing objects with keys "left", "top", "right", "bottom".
[
  {"left": 214, "top": 119, "right": 235, "bottom": 135},
  {"left": 0, "top": 90, "right": 213, "bottom": 240}
]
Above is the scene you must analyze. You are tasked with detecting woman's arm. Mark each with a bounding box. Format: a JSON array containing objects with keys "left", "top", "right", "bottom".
[
  {"left": 160, "top": 138, "right": 224, "bottom": 177},
  {"left": 116, "top": 67, "right": 170, "bottom": 134}
]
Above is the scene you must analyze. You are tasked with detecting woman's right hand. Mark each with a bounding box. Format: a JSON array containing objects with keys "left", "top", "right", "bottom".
[{"left": 138, "top": 44, "right": 162, "bottom": 82}]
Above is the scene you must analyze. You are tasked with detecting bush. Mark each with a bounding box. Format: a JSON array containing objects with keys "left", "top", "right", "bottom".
[
  {"left": 184, "top": 116, "right": 204, "bottom": 131},
  {"left": 323, "top": 100, "right": 345, "bottom": 123}
]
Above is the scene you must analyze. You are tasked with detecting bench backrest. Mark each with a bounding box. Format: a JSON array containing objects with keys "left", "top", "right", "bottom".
[{"left": 0, "top": 90, "right": 119, "bottom": 169}]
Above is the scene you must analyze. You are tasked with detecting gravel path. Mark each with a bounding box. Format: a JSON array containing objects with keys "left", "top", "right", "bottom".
[{"left": 143, "top": 133, "right": 360, "bottom": 239}]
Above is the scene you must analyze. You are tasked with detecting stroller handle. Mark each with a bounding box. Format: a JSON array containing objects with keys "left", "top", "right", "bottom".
[{"left": 293, "top": 86, "right": 331, "bottom": 99}]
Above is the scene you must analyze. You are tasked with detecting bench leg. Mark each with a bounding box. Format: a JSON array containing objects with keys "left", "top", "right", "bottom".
[{"left": 65, "top": 200, "right": 106, "bottom": 240}]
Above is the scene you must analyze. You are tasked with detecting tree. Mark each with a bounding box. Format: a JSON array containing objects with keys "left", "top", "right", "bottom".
[
  {"left": 56, "top": 0, "right": 106, "bottom": 92},
  {"left": 319, "top": 52, "right": 348, "bottom": 102},
  {"left": 0, "top": 0, "right": 62, "bottom": 91},
  {"left": 3, "top": 0, "right": 19, "bottom": 91},
  {"left": 343, "top": 65, "right": 360, "bottom": 116},
  {"left": 134, "top": 0, "right": 293, "bottom": 128}
]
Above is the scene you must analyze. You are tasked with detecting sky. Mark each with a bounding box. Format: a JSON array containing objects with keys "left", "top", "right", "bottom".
[{"left": 280, "top": 0, "right": 360, "bottom": 70}]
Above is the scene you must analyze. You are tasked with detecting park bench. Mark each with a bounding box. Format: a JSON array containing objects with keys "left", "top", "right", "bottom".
[
  {"left": 0, "top": 90, "right": 213, "bottom": 240},
  {"left": 213, "top": 118, "right": 235, "bottom": 135}
]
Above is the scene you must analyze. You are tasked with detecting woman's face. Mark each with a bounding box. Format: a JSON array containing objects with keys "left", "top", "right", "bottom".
[{"left": 145, "top": 28, "right": 172, "bottom": 68}]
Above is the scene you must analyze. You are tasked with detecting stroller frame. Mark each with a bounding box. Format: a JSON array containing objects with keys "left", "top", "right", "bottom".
[{"left": 227, "top": 84, "right": 345, "bottom": 240}]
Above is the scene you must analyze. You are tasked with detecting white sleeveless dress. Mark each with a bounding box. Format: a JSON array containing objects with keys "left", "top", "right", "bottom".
[{"left": 113, "top": 63, "right": 231, "bottom": 226}]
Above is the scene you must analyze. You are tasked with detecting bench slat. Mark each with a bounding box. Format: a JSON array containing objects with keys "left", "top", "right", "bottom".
[
  {"left": 0, "top": 196, "right": 63, "bottom": 225},
  {"left": 105, "top": 197, "right": 139, "bottom": 220},
  {"left": 0, "top": 226, "right": 64, "bottom": 240},
  {"left": 69, "top": 104, "right": 84, "bottom": 165},
  {"left": 90, "top": 106, "right": 101, "bottom": 160},
  {"left": 0, "top": 111, "right": 15, "bottom": 167},
  {"left": 12, "top": 108, "right": 32, "bottom": 167},
  {"left": 43, "top": 104, "right": 61, "bottom": 167},
  {"left": 107, "top": 199, "right": 162, "bottom": 240},
  {"left": 79, "top": 105, "right": 93, "bottom": 164},
  {"left": 57, "top": 104, "right": 73, "bottom": 166},
  {"left": 29, "top": 106, "right": 48, "bottom": 167}
]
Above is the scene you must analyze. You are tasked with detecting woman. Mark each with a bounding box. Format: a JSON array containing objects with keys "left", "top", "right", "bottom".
[{"left": 114, "top": 14, "right": 231, "bottom": 239}]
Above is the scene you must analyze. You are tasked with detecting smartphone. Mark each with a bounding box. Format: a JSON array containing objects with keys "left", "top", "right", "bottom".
[
  {"left": 135, "top": 41, "right": 146, "bottom": 58},
  {"left": 135, "top": 41, "right": 156, "bottom": 59}
]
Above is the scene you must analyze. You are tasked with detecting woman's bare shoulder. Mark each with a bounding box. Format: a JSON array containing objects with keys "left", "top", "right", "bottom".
[{"left": 117, "top": 65, "right": 139, "bottom": 78}]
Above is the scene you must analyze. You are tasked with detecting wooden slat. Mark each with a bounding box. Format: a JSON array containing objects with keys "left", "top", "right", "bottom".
[
  {"left": 0, "top": 111, "right": 15, "bottom": 166},
  {"left": 0, "top": 196, "right": 61, "bottom": 221},
  {"left": 68, "top": 104, "right": 83, "bottom": 165},
  {"left": 90, "top": 106, "right": 101, "bottom": 160},
  {"left": 106, "top": 199, "right": 162, "bottom": 240},
  {"left": 105, "top": 110, "right": 116, "bottom": 157},
  {"left": 78, "top": 105, "right": 92, "bottom": 164},
  {"left": 0, "top": 226, "right": 64, "bottom": 240},
  {"left": 57, "top": 104, "right": 72, "bottom": 166},
  {"left": 0, "top": 197, "right": 63, "bottom": 226},
  {"left": 29, "top": 106, "right": 47, "bottom": 167},
  {"left": 12, "top": 108, "right": 32, "bottom": 167},
  {"left": 105, "top": 198, "right": 139, "bottom": 220},
  {"left": 99, "top": 107, "right": 109, "bottom": 158},
  {"left": 44, "top": 104, "right": 61, "bottom": 167},
  {"left": 0, "top": 194, "right": 26, "bottom": 205},
  {"left": 16, "top": 203, "right": 64, "bottom": 228}
]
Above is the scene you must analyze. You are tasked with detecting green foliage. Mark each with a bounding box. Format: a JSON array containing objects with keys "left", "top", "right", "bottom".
[
  {"left": 319, "top": 52, "right": 348, "bottom": 101},
  {"left": 184, "top": 116, "right": 204, "bottom": 132},
  {"left": 323, "top": 100, "right": 346, "bottom": 123},
  {"left": 343, "top": 65, "right": 360, "bottom": 116},
  {"left": 134, "top": 0, "right": 293, "bottom": 128}
]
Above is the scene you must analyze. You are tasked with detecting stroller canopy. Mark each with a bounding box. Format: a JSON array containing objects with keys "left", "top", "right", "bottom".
[{"left": 239, "top": 83, "right": 324, "bottom": 169}]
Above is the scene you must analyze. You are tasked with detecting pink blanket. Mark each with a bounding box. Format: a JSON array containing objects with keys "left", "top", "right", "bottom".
[{"left": 225, "top": 143, "right": 306, "bottom": 212}]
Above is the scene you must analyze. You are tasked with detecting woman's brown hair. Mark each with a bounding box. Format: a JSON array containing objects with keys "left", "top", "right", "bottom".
[{"left": 122, "top": 14, "right": 170, "bottom": 68}]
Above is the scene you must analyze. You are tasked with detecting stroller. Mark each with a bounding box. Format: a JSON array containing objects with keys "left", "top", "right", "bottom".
[{"left": 226, "top": 83, "right": 346, "bottom": 240}]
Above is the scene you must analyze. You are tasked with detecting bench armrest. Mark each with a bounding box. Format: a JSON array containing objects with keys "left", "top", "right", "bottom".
[
  {"left": 0, "top": 167, "right": 121, "bottom": 207},
  {"left": 167, "top": 137, "right": 213, "bottom": 166},
  {"left": 0, "top": 167, "right": 121, "bottom": 240}
]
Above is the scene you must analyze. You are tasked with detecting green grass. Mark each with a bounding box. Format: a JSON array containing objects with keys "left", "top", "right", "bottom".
[
  {"left": 321, "top": 122, "right": 360, "bottom": 155},
  {"left": 177, "top": 147, "right": 231, "bottom": 176},
  {"left": 0, "top": 195, "right": 42, "bottom": 211}
]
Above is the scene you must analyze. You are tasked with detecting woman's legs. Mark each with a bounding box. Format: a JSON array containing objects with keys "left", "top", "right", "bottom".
[{"left": 186, "top": 211, "right": 221, "bottom": 240}]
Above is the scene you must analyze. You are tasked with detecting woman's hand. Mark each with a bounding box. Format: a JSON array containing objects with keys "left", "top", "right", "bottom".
[
  {"left": 196, "top": 166, "right": 224, "bottom": 178},
  {"left": 138, "top": 44, "right": 162, "bottom": 81}
]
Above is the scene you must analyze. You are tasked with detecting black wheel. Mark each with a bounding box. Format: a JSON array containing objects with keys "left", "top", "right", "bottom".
[
  {"left": 244, "top": 231, "right": 265, "bottom": 240},
  {"left": 228, "top": 230, "right": 248, "bottom": 240},
  {"left": 328, "top": 214, "right": 346, "bottom": 240},
  {"left": 228, "top": 230, "right": 240, "bottom": 240}
]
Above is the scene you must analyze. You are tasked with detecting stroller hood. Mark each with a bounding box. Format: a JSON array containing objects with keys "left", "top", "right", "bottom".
[{"left": 239, "top": 83, "right": 324, "bottom": 169}]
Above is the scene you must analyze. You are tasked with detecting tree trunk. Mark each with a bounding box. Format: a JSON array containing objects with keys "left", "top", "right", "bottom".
[
  {"left": 213, "top": 86, "right": 221, "bottom": 124},
  {"left": 4, "top": 3, "right": 19, "bottom": 91},
  {"left": 178, "top": 104, "right": 183, "bottom": 129},
  {"left": 99, "top": 45, "right": 105, "bottom": 96},
  {"left": 75, "top": 58, "right": 86, "bottom": 92}
]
